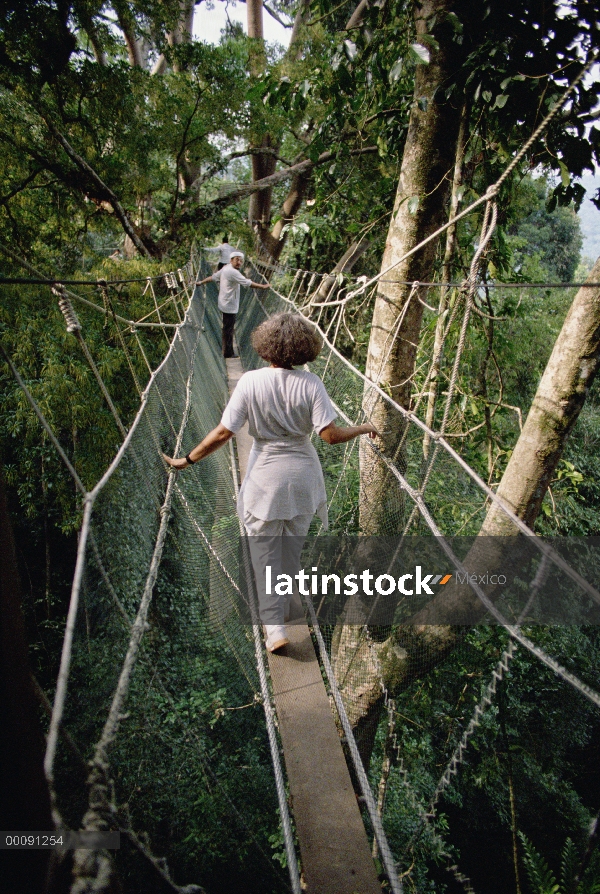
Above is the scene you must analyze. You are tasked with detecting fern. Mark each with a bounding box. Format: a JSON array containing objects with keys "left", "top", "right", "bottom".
[
  {"left": 520, "top": 833, "right": 600, "bottom": 894},
  {"left": 520, "top": 832, "right": 560, "bottom": 894},
  {"left": 561, "top": 838, "right": 579, "bottom": 894}
]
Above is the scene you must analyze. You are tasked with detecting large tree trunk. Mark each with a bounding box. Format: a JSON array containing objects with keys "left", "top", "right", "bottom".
[
  {"left": 247, "top": 0, "right": 279, "bottom": 249},
  {"left": 113, "top": 0, "right": 145, "bottom": 68},
  {"left": 338, "top": 258, "right": 600, "bottom": 771},
  {"left": 359, "top": 0, "right": 463, "bottom": 535},
  {"left": 484, "top": 256, "right": 600, "bottom": 534},
  {"left": 249, "top": 0, "right": 314, "bottom": 261}
]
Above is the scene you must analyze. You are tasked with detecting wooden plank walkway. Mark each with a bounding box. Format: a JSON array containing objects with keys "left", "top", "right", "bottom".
[{"left": 226, "top": 357, "right": 382, "bottom": 894}]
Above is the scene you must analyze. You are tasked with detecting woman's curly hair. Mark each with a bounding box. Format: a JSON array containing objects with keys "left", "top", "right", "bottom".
[{"left": 251, "top": 313, "right": 322, "bottom": 367}]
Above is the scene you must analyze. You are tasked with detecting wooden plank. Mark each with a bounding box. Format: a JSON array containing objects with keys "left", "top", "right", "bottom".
[
  {"left": 225, "top": 357, "right": 382, "bottom": 894},
  {"left": 268, "top": 627, "right": 382, "bottom": 894}
]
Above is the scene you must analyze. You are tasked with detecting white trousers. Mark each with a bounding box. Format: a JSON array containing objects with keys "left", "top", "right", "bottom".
[{"left": 243, "top": 510, "right": 313, "bottom": 626}]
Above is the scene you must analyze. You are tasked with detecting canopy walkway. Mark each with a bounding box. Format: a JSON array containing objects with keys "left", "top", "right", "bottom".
[{"left": 2, "top": 244, "right": 600, "bottom": 894}]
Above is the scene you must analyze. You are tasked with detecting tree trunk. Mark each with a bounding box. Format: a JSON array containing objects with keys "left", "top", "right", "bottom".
[
  {"left": 344, "top": 249, "right": 600, "bottom": 774},
  {"left": 368, "top": 257, "right": 600, "bottom": 673},
  {"left": 247, "top": 0, "right": 279, "bottom": 252},
  {"left": 484, "top": 256, "right": 600, "bottom": 532},
  {"left": 248, "top": 0, "right": 314, "bottom": 259},
  {"left": 288, "top": 0, "right": 311, "bottom": 61},
  {"left": 359, "top": 0, "right": 463, "bottom": 535},
  {"left": 79, "top": 11, "right": 108, "bottom": 65},
  {"left": 331, "top": 613, "right": 462, "bottom": 770},
  {"left": 149, "top": 0, "right": 195, "bottom": 74},
  {"left": 167, "top": 0, "right": 195, "bottom": 73}
]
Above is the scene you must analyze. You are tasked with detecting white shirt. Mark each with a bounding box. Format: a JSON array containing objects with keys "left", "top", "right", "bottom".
[
  {"left": 221, "top": 367, "right": 337, "bottom": 524},
  {"left": 218, "top": 242, "right": 233, "bottom": 264},
  {"left": 210, "top": 264, "right": 252, "bottom": 313}
]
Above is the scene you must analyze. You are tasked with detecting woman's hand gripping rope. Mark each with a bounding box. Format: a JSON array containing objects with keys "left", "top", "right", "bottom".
[{"left": 162, "top": 423, "right": 234, "bottom": 470}]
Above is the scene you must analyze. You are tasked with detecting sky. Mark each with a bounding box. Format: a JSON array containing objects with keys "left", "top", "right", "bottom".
[
  {"left": 193, "top": 1, "right": 291, "bottom": 48},
  {"left": 192, "top": 3, "right": 599, "bottom": 263}
]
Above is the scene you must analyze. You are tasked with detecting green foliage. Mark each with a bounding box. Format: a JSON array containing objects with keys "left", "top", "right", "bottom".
[
  {"left": 520, "top": 833, "right": 600, "bottom": 894},
  {"left": 1, "top": 5, "right": 600, "bottom": 893},
  {"left": 374, "top": 627, "right": 600, "bottom": 892}
]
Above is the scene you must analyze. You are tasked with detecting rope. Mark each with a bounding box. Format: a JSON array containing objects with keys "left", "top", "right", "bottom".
[
  {"left": 0, "top": 241, "right": 179, "bottom": 329},
  {"left": 42, "top": 269, "right": 208, "bottom": 782},
  {"left": 8, "top": 232, "right": 599, "bottom": 891},
  {"left": 439, "top": 201, "right": 498, "bottom": 436},
  {"left": 353, "top": 434, "right": 600, "bottom": 712},
  {"left": 53, "top": 284, "right": 129, "bottom": 439},
  {"left": 97, "top": 280, "right": 143, "bottom": 397},
  {"left": 266, "top": 273, "right": 600, "bottom": 608},
  {"left": 70, "top": 327, "right": 203, "bottom": 894},
  {"left": 93, "top": 355, "right": 196, "bottom": 756},
  {"left": 0, "top": 274, "right": 171, "bottom": 285},
  {"left": 345, "top": 50, "right": 598, "bottom": 302},
  {"left": 302, "top": 588, "right": 405, "bottom": 894},
  {"left": 422, "top": 640, "right": 518, "bottom": 823},
  {"left": 44, "top": 498, "right": 94, "bottom": 784}
]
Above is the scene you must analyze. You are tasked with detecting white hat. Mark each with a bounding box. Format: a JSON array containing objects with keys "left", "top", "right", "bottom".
[{"left": 230, "top": 250, "right": 244, "bottom": 260}]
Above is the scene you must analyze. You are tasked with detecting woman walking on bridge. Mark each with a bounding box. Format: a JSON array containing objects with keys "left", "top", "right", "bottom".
[{"left": 164, "top": 313, "right": 377, "bottom": 652}]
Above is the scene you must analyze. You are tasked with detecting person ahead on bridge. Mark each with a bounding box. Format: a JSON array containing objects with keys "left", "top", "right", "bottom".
[
  {"left": 216, "top": 235, "right": 233, "bottom": 270},
  {"left": 163, "top": 313, "right": 378, "bottom": 653},
  {"left": 196, "top": 251, "right": 269, "bottom": 359}
]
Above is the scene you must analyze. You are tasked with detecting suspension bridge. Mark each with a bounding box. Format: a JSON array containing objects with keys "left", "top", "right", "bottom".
[{"left": 2, "top": 232, "right": 600, "bottom": 894}]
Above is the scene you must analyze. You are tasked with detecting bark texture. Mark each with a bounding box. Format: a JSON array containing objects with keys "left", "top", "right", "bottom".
[
  {"left": 247, "top": 0, "right": 279, "bottom": 245},
  {"left": 263, "top": 170, "right": 311, "bottom": 261}
]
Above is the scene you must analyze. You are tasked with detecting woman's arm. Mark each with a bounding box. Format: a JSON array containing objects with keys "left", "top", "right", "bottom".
[
  {"left": 318, "top": 422, "right": 379, "bottom": 445},
  {"left": 163, "top": 423, "right": 234, "bottom": 469}
]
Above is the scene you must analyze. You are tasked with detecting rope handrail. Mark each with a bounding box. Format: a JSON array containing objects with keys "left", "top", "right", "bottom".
[
  {"left": 6, "top": 244, "right": 600, "bottom": 892},
  {"left": 0, "top": 241, "right": 188, "bottom": 329},
  {"left": 343, "top": 49, "right": 598, "bottom": 301},
  {"left": 248, "top": 259, "right": 600, "bottom": 610}
]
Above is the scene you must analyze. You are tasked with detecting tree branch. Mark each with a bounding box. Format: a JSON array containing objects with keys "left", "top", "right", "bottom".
[
  {"left": 264, "top": 3, "right": 292, "bottom": 27},
  {"left": 182, "top": 146, "right": 378, "bottom": 224},
  {"left": 171, "top": 82, "right": 206, "bottom": 218},
  {"left": 112, "top": 0, "right": 144, "bottom": 67},
  {"left": 345, "top": 0, "right": 386, "bottom": 30},
  {"left": 42, "top": 119, "right": 152, "bottom": 257},
  {"left": 189, "top": 147, "right": 295, "bottom": 192},
  {"left": 77, "top": 11, "right": 108, "bottom": 66},
  {"left": 0, "top": 168, "right": 44, "bottom": 206}
]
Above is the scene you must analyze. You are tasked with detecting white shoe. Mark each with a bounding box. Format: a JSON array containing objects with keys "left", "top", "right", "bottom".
[{"left": 264, "top": 625, "right": 289, "bottom": 652}]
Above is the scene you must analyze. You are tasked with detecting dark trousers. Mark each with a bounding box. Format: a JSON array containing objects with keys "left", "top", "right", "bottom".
[
  {"left": 222, "top": 312, "right": 236, "bottom": 357},
  {"left": 217, "top": 262, "right": 226, "bottom": 270}
]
